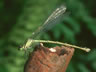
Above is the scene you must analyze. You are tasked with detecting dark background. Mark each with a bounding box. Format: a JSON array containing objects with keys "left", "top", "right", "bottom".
[{"left": 0, "top": 0, "right": 96, "bottom": 72}]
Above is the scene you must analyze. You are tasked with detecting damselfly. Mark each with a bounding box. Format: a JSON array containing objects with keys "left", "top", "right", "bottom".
[{"left": 20, "top": 5, "right": 90, "bottom": 52}]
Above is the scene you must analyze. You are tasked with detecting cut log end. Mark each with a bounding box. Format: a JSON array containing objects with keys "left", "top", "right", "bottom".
[{"left": 24, "top": 44, "right": 75, "bottom": 72}]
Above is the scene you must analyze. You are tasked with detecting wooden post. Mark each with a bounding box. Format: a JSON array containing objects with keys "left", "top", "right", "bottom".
[{"left": 24, "top": 44, "right": 74, "bottom": 72}]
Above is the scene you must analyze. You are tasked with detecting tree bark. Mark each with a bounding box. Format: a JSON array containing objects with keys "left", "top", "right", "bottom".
[{"left": 24, "top": 44, "right": 75, "bottom": 72}]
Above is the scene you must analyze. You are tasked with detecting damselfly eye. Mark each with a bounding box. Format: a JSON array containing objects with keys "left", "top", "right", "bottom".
[
  {"left": 18, "top": 46, "right": 21, "bottom": 50},
  {"left": 18, "top": 45, "right": 24, "bottom": 50}
]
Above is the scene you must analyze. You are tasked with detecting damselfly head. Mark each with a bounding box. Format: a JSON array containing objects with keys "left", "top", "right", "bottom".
[{"left": 19, "top": 45, "right": 25, "bottom": 51}]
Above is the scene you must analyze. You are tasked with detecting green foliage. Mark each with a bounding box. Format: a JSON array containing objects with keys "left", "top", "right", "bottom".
[{"left": 0, "top": 0, "right": 96, "bottom": 72}]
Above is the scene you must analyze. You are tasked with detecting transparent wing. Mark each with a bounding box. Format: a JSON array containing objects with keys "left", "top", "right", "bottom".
[{"left": 30, "top": 5, "right": 66, "bottom": 39}]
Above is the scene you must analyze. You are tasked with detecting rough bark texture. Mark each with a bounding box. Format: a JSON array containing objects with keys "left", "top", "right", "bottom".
[{"left": 24, "top": 44, "right": 74, "bottom": 72}]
